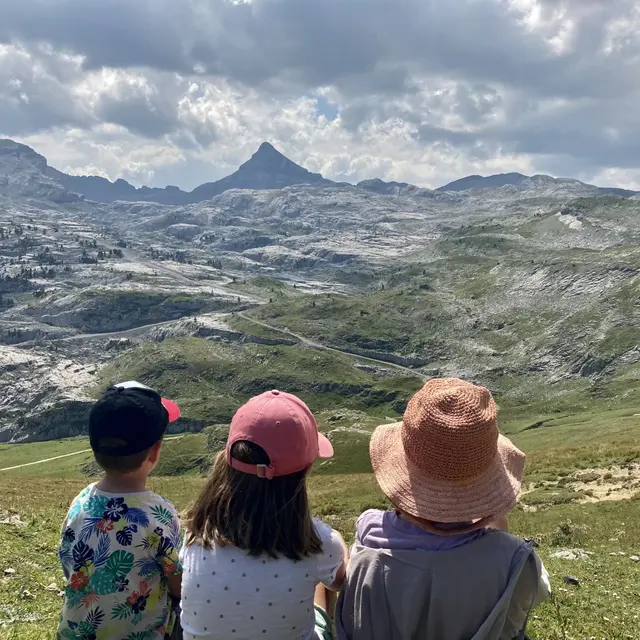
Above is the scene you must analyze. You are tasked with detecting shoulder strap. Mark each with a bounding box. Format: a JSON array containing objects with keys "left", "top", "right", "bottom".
[
  {"left": 470, "top": 538, "right": 537, "bottom": 640},
  {"left": 515, "top": 541, "right": 539, "bottom": 640}
]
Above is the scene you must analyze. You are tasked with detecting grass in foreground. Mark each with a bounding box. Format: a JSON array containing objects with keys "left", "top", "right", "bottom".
[
  {"left": 2, "top": 474, "right": 640, "bottom": 639},
  {"left": 2, "top": 396, "right": 640, "bottom": 639}
]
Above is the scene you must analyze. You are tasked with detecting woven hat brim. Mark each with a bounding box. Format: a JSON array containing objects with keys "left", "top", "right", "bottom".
[{"left": 370, "top": 422, "right": 525, "bottom": 523}]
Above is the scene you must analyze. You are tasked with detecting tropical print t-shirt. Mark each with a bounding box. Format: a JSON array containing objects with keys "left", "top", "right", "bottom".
[{"left": 57, "top": 484, "right": 182, "bottom": 640}]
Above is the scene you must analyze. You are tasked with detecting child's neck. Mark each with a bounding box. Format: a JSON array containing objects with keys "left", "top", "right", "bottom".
[{"left": 97, "top": 472, "right": 149, "bottom": 494}]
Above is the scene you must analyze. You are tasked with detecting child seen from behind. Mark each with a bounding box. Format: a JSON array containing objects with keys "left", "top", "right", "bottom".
[
  {"left": 58, "top": 381, "right": 183, "bottom": 640},
  {"left": 181, "top": 390, "right": 349, "bottom": 640},
  {"left": 337, "top": 378, "right": 551, "bottom": 640}
]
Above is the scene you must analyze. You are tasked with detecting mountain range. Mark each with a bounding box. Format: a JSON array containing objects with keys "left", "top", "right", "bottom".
[{"left": 0, "top": 137, "right": 637, "bottom": 205}]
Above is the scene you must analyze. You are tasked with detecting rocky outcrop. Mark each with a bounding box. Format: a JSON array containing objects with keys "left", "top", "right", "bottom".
[
  {"left": 0, "top": 346, "right": 97, "bottom": 443},
  {"left": 0, "top": 139, "right": 83, "bottom": 203},
  {"left": 339, "top": 346, "right": 428, "bottom": 368},
  {"left": 26, "top": 290, "right": 239, "bottom": 334},
  {"left": 357, "top": 178, "right": 435, "bottom": 198},
  {"left": 14, "top": 399, "right": 94, "bottom": 442}
]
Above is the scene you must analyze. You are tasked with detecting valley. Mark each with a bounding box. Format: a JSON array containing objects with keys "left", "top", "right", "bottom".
[{"left": 3, "top": 139, "right": 640, "bottom": 444}]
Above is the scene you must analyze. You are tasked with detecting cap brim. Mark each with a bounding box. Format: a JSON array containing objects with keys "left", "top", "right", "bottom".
[
  {"left": 318, "top": 432, "right": 334, "bottom": 458},
  {"left": 161, "top": 398, "right": 181, "bottom": 423}
]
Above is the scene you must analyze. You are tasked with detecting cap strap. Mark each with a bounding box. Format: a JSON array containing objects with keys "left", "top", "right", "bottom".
[{"left": 229, "top": 458, "right": 275, "bottom": 480}]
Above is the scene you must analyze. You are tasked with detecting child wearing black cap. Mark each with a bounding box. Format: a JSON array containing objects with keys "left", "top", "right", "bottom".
[{"left": 57, "top": 381, "right": 183, "bottom": 640}]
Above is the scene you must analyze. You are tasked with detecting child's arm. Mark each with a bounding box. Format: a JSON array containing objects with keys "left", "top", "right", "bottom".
[
  {"left": 324, "top": 530, "right": 350, "bottom": 592},
  {"left": 153, "top": 499, "right": 184, "bottom": 599},
  {"left": 165, "top": 570, "right": 182, "bottom": 599}
]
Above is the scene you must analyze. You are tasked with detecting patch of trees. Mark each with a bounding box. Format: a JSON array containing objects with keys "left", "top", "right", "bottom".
[
  {"left": 36, "top": 247, "right": 62, "bottom": 266},
  {"left": 0, "top": 272, "right": 36, "bottom": 294},
  {"left": 80, "top": 250, "right": 98, "bottom": 265},
  {"left": 0, "top": 294, "right": 15, "bottom": 309},
  {"left": 173, "top": 251, "right": 189, "bottom": 264},
  {"left": 16, "top": 266, "right": 56, "bottom": 280}
]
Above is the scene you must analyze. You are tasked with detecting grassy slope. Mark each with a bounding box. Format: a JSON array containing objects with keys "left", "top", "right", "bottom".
[
  {"left": 235, "top": 234, "right": 640, "bottom": 430},
  {"left": 95, "top": 337, "right": 422, "bottom": 426}
]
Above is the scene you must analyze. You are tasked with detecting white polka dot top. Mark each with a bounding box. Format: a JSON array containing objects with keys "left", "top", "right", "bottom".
[{"left": 180, "top": 518, "right": 344, "bottom": 640}]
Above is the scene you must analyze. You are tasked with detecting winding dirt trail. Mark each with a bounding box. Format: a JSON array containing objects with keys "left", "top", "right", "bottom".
[{"left": 236, "top": 312, "right": 427, "bottom": 380}]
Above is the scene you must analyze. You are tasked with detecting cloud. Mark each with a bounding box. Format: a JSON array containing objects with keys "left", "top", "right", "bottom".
[
  {"left": 1, "top": 0, "right": 640, "bottom": 189},
  {"left": 0, "top": 43, "right": 92, "bottom": 135}
]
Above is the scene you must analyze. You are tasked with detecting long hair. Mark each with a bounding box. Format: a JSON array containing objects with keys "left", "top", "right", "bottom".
[{"left": 185, "top": 441, "right": 322, "bottom": 561}]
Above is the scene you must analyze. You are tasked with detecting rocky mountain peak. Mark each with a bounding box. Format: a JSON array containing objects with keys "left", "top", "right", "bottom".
[
  {"left": 0, "top": 139, "right": 83, "bottom": 204},
  {"left": 0, "top": 139, "right": 48, "bottom": 170},
  {"left": 237, "top": 141, "right": 320, "bottom": 176},
  {"left": 186, "top": 143, "right": 331, "bottom": 203},
  {"left": 256, "top": 141, "right": 279, "bottom": 155}
]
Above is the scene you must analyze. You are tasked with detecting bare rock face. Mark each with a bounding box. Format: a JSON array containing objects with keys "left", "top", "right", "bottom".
[
  {"left": 0, "top": 139, "right": 82, "bottom": 204},
  {"left": 0, "top": 345, "right": 96, "bottom": 443}
]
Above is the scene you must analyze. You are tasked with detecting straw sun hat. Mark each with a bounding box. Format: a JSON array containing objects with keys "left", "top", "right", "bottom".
[{"left": 370, "top": 378, "right": 525, "bottom": 526}]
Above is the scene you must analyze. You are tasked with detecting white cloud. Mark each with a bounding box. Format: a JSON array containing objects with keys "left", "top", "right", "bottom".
[{"left": 1, "top": 0, "right": 640, "bottom": 189}]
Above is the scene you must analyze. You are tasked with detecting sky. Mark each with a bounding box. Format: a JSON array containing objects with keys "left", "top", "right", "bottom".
[{"left": 1, "top": 0, "right": 640, "bottom": 191}]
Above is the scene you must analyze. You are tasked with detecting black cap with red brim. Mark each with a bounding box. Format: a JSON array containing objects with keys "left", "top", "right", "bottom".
[{"left": 89, "top": 380, "right": 181, "bottom": 456}]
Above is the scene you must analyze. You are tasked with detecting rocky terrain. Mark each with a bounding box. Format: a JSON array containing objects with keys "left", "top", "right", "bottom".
[{"left": 1, "top": 138, "right": 640, "bottom": 442}]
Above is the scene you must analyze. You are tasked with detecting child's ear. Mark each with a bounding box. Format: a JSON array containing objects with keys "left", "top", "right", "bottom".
[{"left": 148, "top": 440, "right": 163, "bottom": 465}]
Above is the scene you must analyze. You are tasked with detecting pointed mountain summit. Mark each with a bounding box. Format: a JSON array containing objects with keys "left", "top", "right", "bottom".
[{"left": 186, "top": 142, "right": 331, "bottom": 203}]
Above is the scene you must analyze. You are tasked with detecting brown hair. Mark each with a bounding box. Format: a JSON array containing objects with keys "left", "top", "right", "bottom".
[
  {"left": 94, "top": 445, "right": 154, "bottom": 473},
  {"left": 185, "top": 441, "right": 322, "bottom": 561}
]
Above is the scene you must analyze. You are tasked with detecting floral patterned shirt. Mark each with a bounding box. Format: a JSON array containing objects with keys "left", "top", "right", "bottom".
[{"left": 57, "top": 484, "right": 182, "bottom": 640}]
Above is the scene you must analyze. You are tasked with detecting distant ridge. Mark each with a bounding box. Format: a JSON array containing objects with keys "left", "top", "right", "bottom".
[
  {"left": 438, "top": 173, "right": 530, "bottom": 191},
  {"left": 0, "top": 139, "right": 333, "bottom": 206},
  {"left": 356, "top": 178, "right": 435, "bottom": 198},
  {"left": 437, "top": 172, "right": 636, "bottom": 197},
  {"left": 0, "top": 137, "right": 637, "bottom": 204}
]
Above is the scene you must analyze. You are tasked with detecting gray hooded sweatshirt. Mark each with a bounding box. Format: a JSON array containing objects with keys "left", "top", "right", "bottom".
[{"left": 336, "top": 530, "right": 548, "bottom": 640}]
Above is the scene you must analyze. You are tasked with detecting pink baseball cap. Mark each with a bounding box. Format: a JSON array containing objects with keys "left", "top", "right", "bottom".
[{"left": 226, "top": 390, "right": 333, "bottom": 479}]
